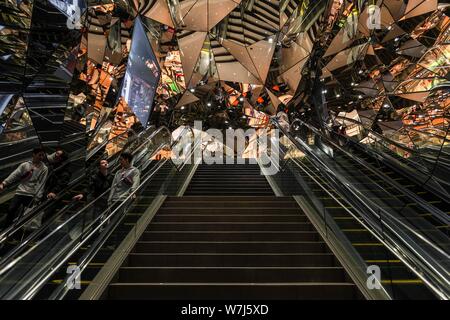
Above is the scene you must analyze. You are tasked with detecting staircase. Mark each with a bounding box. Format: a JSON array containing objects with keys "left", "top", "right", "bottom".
[{"left": 104, "top": 162, "right": 362, "bottom": 299}]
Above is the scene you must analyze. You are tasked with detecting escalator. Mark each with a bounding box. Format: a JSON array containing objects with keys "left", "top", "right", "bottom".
[
  {"left": 293, "top": 119, "right": 449, "bottom": 239},
  {"left": 83, "top": 162, "right": 363, "bottom": 300},
  {"left": 0, "top": 126, "right": 447, "bottom": 300},
  {"left": 35, "top": 161, "right": 176, "bottom": 299},
  {"left": 0, "top": 126, "right": 196, "bottom": 299},
  {"left": 332, "top": 148, "right": 449, "bottom": 235},
  {"left": 341, "top": 141, "right": 449, "bottom": 230},
  {"left": 263, "top": 120, "right": 448, "bottom": 299},
  {"left": 0, "top": 125, "right": 168, "bottom": 256},
  {"left": 331, "top": 116, "right": 450, "bottom": 204},
  {"left": 270, "top": 156, "right": 437, "bottom": 299}
]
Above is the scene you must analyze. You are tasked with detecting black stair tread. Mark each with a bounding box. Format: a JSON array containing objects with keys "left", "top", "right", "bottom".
[
  {"left": 117, "top": 268, "right": 348, "bottom": 282},
  {"left": 107, "top": 283, "right": 360, "bottom": 299},
  {"left": 109, "top": 281, "right": 356, "bottom": 286},
  {"left": 133, "top": 241, "right": 327, "bottom": 253}
]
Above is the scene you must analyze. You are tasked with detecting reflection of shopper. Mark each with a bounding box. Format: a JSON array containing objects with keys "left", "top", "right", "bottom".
[
  {"left": 41, "top": 147, "right": 72, "bottom": 223},
  {"left": 108, "top": 152, "right": 140, "bottom": 205},
  {"left": 45, "top": 147, "right": 71, "bottom": 201},
  {"left": 0, "top": 148, "right": 48, "bottom": 228},
  {"left": 73, "top": 159, "right": 113, "bottom": 218}
]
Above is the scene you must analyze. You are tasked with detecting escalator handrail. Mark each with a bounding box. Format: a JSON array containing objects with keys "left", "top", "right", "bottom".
[
  {"left": 331, "top": 116, "right": 450, "bottom": 197},
  {"left": 49, "top": 132, "right": 201, "bottom": 300},
  {"left": 273, "top": 119, "right": 450, "bottom": 299},
  {"left": 0, "top": 127, "right": 194, "bottom": 299},
  {"left": 291, "top": 118, "right": 450, "bottom": 226},
  {"left": 257, "top": 135, "right": 392, "bottom": 299},
  {"left": 0, "top": 125, "right": 175, "bottom": 249},
  {"left": 0, "top": 125, "right": 173, "bottom": 247},
  {"left": 354, "top": 113, "right": 450, "bottom": 143},
  {"left": 0, "top": 136, "right": 37, "bottom": 147},
  {"left": 281, "top": 120, "right": 450, "bottom": 256},
  {"left": 333, "top": 115, "right": 447, "bottom": 167},
  {"left": 86, "top": 129, "right": 133, "bottom": 161}
]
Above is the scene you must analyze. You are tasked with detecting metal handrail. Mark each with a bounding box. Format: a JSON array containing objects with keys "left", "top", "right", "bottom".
[
  {"left": 0, "top": 125, "right": 173, "bottom": 247},
  {"left": 0, "top": 127, "right": 194, "bottom": 299},
  {"left": 331, "top": 115, "right": 450, "bottom": 199},
  {"left": 0, "top": 125, "right": 189, "bottom": 271},
  {"left": 256, "top": 135, "right": 392, "bottom": 299},
  {"left": 334, "top": 115, "right": 447, "bottom": 166},
  {"left": 272, "top": 118, "right": 450, "bottom": 299},
  {"left": 49, "top": 135, "right": 201, "bottom": 300},
  {"left": 291, "top": 118, "right": 449, "bottom": 227}
]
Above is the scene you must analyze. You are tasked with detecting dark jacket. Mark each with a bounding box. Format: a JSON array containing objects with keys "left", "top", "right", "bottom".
[
  {"left": 45, "top": 161, "right": 72, "bottom": 195},
  {"left": 86, "top": 170, "right": 113, "bottom": 201}
]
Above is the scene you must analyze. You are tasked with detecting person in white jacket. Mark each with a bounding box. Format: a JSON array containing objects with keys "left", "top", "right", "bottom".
[
  {"left": 108, "top": 152, "right": 140, "bottom": 205},
  {"left": 0, "top": 147, "right": 48, "bottom": 228}
]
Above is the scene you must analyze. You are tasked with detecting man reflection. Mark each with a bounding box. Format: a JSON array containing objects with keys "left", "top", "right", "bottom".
[
  {"left": 41, "top": 147, "right": 72, "bottom": 223},
  {"left": 73, "top": 159, "right": 113, "bottom": 221},
  {"left": 0, "top": 148, "right": 48, "bottom": 229},
  {"left": 108, "top": 152, "right": 140, "bottom": 206}
]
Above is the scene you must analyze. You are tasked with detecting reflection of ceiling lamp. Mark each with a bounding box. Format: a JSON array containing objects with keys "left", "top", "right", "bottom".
[
  {"left": 239, "top": 97, "right": 244, "bottom": 102},
  {"left": 358, "top": 95, "right": 363, "bottom": 99},
  {"left": 358, "top": 70, "right": 363, "bottom": 74},
  {"left": 180, "top": 106, "right": 185, "bottom": 110},
  {"left": 190, "top": 88, "right": 195, "bottom": 93}
]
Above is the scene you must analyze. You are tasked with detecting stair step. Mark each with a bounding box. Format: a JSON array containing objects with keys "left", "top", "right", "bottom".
[
  {"left": 127, "top": 253, "right": 338, "bottom": 267},
  {"left": 118, "top": 267, "right": 347, "bottom": 283},
  {"left": 152, "top": 214, "right": 308, "bottom": 222},
  {"left": 142, "top": 231, "right": 320, "bottom": 241},
  {"left": 156, "top": 208, "right": 302, "bottom": 214},
  {"left": 133, "top": 241, "right": 327, "bottom": 253},
  {"left": 161, "top": 201, "right": 299, "bottom": 208},
  {"left": 107, "top": 283, "right": 359, "bottom": 299},
  {"left": 146, "top": 222, "right": 313, "bottom": 232}
]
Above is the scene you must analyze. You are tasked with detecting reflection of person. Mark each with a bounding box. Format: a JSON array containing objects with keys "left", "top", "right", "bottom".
[
  {"left": 108, "top": 152, "right": 140, "bottom": 205},
  {"left": 0, "top": 148, "right": 48, "bottom": 229},
  {"left": 45, "top": 147, "right": 71, "bottom": 201},
  {"left": 40, "top": 147, "right": 72, "bottom": 223}
]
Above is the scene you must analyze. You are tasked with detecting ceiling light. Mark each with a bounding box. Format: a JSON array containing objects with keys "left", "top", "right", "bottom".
[
  {"left": 358, "top": 95, "right": 363, "bottom": 99},
  {"left": 189, "top": 88, "right": 195, "bottom": 93},
  {"left": 239, "top": 97, "right": 244, "bottom": 102},
  {"left": 358, "top": 70, "right": 363, "bottom": 74},
  {"left": 336, "top": 94, "right": 341, "bottom": 98},
  {"left": 322, "top": 90, "right": 327, "bottom": 94},
  {"left": 207, "top": 102, "right": 211, "bottom": 106}
]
